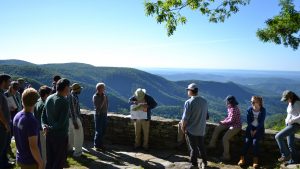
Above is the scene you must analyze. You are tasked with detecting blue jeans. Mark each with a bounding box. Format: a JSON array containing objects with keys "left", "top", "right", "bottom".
[
  {"left": 275, "top": 123, "right": 300, "bottom": 163},
  {"left": 241, "top": 128, "right": 262, "bottom": 157},
  {"left": 94, "top": 114, "right": 107, "bottom": 148}
]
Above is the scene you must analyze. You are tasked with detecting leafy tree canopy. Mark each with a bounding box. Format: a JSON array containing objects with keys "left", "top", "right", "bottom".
[{"left": 145, "top": 0, "right": 300, "bottom": 50}]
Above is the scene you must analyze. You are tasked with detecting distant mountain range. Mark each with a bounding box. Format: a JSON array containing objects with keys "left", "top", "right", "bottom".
[{"left": 0, "top": 59, "right": 288, "bottom": 124}]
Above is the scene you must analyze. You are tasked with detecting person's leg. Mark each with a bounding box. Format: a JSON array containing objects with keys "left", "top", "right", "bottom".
[
  {"left": 94, "top": 114, "right": 101, "bottom": 148},
  {"left": 286, "top": 124, "right": 300, "bottom": 163},
  {"left": 134, "top": 120, "right": 142, "bottom": 148},
  {"left": 46, "top": 135, "right": 54, "bottom": 169},
  {"left": 0, "top": 126, "right": 8, "bottom": 169},
  {"left": 198, "top": 136, "right": 207, "bottom": 166},
  {"left": 39, "top": 131, "right": 47, "bottom": 164},
  {"left": 99, "top": 114, "right": 107, "bottom": 147},
  {"left": 208, "top": 124, "right": 228, "bottom": 147},
  {"left": 74, "top": 118, "right": 84, "bottom": 156},
  {"left": 253, "top": 138, "right": 261, "bottom": 157},
  {"left": 17, "top": 162, "right": 38, "bottom": 169},
  {"left": 275, "top": 125, "right": 296, "bottom": 159},
  {"left": 186, "top": 132, "right": 199, "bottom": 166},
  {"left": 68, "top": 118, "right": 74, "bottom": 151},
  {"left": 142, "top": 120, "right": 150, "bottom": 149},
  {"left": 2, "top": 131, "right": 11, "bottom": 168},
  {"left": 241, "top": 130, "right": 252, "bottom": 156},
  {"left": 222, "top": 128, "right": 240, "bottom": 159},
  {"left": 50, "top": 136, "right": 68, "bottom": 169}
]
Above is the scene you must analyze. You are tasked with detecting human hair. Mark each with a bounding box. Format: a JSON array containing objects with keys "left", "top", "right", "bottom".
[
  {"left": 22, "top": 88, "right": 39, "bottom": 108},
  {"left": 39, "top": 85, "right": 52, "bottom": 98},
  {"left": 53, "top": 75, "right": 61, "bottom": 82},
  {"left": 290, "top": 92, "right": 300, "bottom": 105},
  {"left": 252, "top": 96, "right": 263, "bottom": 107},
  {"left": 226, "top": 95, "right": 239, "bottom": 106},
  {"left": 56, "top": 78, "right": 70, "bottom": 92},
  {"left": 96, "top": 83, "right": 105, "bottom": 89},
  {"left": 190, "top": 88, "right": 198, "bottom": 95},
  {"left": 0, "top": 74, "right": 11, "bottom": 85}
]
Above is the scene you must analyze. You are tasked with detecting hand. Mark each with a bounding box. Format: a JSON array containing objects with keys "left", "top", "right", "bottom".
[
  {"left": 287, "top": 119, "right": 294, "bottom": 125},
  {"left": 73, "top": 122, "right": 79, "bottom": 129},
  {"left": 38, "top": 161, "right": 44, "bottom": 169},
  {"left": 42, "top": 125, "right": 48, "bottom": 135},
  {"left": 4, "top": 123, "right": 10, "bottom": 133},
  {"left": 251, "top": 130, "right": 257, "bottom": 137}
]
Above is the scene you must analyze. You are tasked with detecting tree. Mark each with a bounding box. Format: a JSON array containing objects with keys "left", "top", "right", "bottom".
[{"left": 144, "top": 0, "right": 300, "bottom": 50}]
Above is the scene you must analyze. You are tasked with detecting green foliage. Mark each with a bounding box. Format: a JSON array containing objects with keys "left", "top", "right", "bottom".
[
  {"left": 144, "top": 0, "right": 249, "bottom": 36},
  {"left": 145, "top": 0, "right": 300, "bottom": 50},
  {"left": 257, "top": 0, "right": 300, "bottom": 50},
  {"left": 265, "top": 113, "right": 286, "bottom": 130}
]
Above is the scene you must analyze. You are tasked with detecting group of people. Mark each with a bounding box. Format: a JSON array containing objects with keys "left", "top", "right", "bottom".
[
  {"left": 1, "top": 73, "right": 300, "bottom": 169},
  {"left": 180, "top": 83, "right": 300, "bottom": 169}
]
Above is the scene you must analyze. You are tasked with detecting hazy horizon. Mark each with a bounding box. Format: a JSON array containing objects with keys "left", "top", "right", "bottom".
[{"left": 0, "top": 1, "right": 300, "bottom": 71}]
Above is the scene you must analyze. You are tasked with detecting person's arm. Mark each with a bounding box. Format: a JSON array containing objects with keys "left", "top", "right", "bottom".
[
  {"left": 128, "top": 96, "right": 137, "bottom": 104},
  {"left": 0, "top": 104, "right": 9, "bottom": 132},
  {"left": 181, "top": 101, "right": 191, "bottom": 133},
  {"left": 256, "top": 108, "right": 266, "bottom": 130},
  {"left": 246, "top": 108, "right": 253, "bottom": 128},
  {"left": 146, "top": 96, "right": 157, "bottom": 110},
  {"left": 221, "top": 107, "right": 240, "bottom": 125},
  {"left": 69, "top": 96, "right": 78, "bottom": 128},
  {"left": 28, "top": 136, "right": 44, "bottom": 169},
  {"left": 289, "top": 102, "right": 300, "bottom": 124}
]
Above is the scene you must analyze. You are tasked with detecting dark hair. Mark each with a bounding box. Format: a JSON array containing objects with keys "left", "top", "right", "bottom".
[
  {"left": 226, "top": 95, "right": 239, "bottom": 106},
  {"left": 290, "top": 92, "right": 300, "bottom": 105},
  {"left": 0, "top": 74, "right": 11, "bottom": 85},
  {"left": 39, "top": 85, "right": 52, "bottom": 97},
  {"left": 190, "top": 88, "right": 198, "bottom": 95},
  {"left": 56, "top": 78, "right": 70, "bottom": 92},
  {"left": 53, "top": 75, "right": 61, "bottom": 82}
]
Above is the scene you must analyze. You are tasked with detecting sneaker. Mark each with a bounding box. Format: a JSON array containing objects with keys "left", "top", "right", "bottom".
[
  {"left": 278, "top": 156, "right": 290, "bottom": 162},
  {"left": 200, "top": 162, "right": 207, "bottom": 169}
]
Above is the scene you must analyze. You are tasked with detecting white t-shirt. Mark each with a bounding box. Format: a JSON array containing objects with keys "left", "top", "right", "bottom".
[
  {"left": 285, "top": 101, "right": 300, "bottom": 124},
  {"left": 251, "top": 110, "right": 260, "bottom": 127}
]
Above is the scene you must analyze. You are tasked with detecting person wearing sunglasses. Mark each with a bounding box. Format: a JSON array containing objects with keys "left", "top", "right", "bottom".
[{"left": 238, "top": 96, "right": 266, "bottom": 168}]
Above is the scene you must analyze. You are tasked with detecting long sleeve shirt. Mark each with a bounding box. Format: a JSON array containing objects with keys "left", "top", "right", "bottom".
[
  {"left": 246, "top": 106, "right": 266, "bottom": 132},
  {"left": 285, "top": 101, "right": 300, "bottom": 125},
  {"left": 220, "top": 105, "right": 242, "bottom": 129},
  {"left": 41, "top": 93, "right": 69, "bottom": 137},
  {"left": 69, "top": 93, "right": 81, "bottom": 123},
  {"left": 129, "top": 94, "right": 157, "bottom": 120}
]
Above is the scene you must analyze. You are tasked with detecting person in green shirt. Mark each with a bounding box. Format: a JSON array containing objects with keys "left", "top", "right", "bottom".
[
  {"left": 34, "top": 85, "right": 52, "bottom": 164},
  {"left": 41, "top": 78, "right": 70, "bottom": 169}
]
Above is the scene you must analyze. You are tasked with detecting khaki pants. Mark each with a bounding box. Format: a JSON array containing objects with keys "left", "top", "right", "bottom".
[
  {"left": 209, "top": 124, "right": 241, "bottom": 159},
  {"left": 17, "top": 162, "right": 38, "bottom": 169},
  {"left": 39, "top": 131, "right": 47, "bottom": 164},
  {"left": 134, "top": 120, "right": 150, "bottom": 149}
]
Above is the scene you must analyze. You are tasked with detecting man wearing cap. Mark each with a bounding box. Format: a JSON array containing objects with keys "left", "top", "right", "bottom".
[
  {"left": 180, "top": 83, "right": 208, "bottom": 169},
  {"left": 129, "top": 88, "right": 157, "bottom": 151},
  {"left": 0, "top": 74, "right": 13, "bottom": 169},
  {"left": 68, "top": 83, "right": 84, "bottom": 157},
  {"left": 93, "top": 83, "right": 108, "bottom": 151},
  {"left": 41, "top": 78, "right": 70, "bottom": 169}
]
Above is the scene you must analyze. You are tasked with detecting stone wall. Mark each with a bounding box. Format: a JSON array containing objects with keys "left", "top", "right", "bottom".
[{"left": 80, "top": 110, "right": 300, "bottom": 155}]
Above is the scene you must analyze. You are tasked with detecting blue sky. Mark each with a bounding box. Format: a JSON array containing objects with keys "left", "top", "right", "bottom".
[{"left": 0, "top": 0, "right": 299, "bottom": 71}]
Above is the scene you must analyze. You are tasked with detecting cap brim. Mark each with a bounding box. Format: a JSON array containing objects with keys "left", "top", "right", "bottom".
[{"left": 281, "top": 97, "right": 287, "bottom": 102}]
